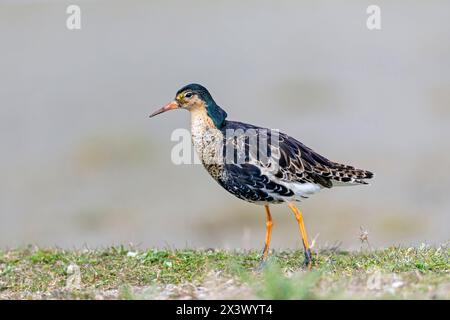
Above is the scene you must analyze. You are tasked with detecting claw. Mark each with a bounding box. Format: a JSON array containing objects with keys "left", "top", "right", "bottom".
[{"left": 304, "top": 248, "right": 313, "bottom": 269}]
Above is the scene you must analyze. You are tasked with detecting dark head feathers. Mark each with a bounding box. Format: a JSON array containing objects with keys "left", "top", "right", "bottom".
[{"left": 177, "top": 83, "right": 228, "bottom": 128}]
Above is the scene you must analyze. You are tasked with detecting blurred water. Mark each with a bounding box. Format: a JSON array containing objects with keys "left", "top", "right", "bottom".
[{"left": 0, "top": 0, "right": 449, "bottom": 250}]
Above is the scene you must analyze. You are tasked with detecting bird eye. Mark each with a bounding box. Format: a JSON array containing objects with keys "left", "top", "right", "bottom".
[{"left": 184, "top": 92, "right": 193, "bottom": 98}]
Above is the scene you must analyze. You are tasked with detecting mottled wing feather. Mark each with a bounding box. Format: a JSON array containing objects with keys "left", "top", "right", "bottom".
[
  {"left": 222, "top": 121, "right": 374, "bottom": 189},
  {"left": 277, "top": 131, "right": 374, "bottom": 187}
]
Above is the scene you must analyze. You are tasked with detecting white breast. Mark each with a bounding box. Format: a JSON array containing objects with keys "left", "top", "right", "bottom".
[{"left": 190, "top": 108, "right": 224, "bottom": 166}]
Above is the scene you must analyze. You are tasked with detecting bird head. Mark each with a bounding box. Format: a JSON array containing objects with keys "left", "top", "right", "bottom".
[{"left": 150, "top": 83, "right": 228, "bottom": 128}]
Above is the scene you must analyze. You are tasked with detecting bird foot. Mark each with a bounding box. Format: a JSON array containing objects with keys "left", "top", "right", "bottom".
[
  {"left": 255, "top": 259, "right": 268, "bottom": 272},
  {"left": 304, "top": 248, "right": 313, "bottom": 269},
  {"left": 255, "top": 250, "right": 269, "bottom": 272}
]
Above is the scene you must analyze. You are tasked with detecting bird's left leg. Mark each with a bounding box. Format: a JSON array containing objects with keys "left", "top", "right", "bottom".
[{"left": 287, "top": 203, "right": 313, "bottom": 268}]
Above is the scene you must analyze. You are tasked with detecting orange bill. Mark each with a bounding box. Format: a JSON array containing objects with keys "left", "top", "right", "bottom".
[{"left": 149, "top": 101, "right": 179, "bottom": 118}]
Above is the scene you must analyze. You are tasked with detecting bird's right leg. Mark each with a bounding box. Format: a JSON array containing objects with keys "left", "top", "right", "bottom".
[
  {"left": 261, "top": 204, "right": 273, "bottom": 261},
  {"left": 256, "top": 205, "right": 274, "bottom": 271}
]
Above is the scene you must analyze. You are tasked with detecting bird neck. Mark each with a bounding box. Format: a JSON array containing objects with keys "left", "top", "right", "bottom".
[
  {"left": 205, "top": 101, "right": 227, "bottom": 129},
  {"left": 190, "top": 106, "right": 225, "bottom": 167},
  {"left": 190, "top": 106, "right": 218, "bottom": 137}
]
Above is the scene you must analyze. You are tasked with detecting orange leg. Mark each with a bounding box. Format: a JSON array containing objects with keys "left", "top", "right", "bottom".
[
  {"left": 261, "top": 204, "right": 273, "bottom": 261},
  {"left": 287, "top": 203, "right": 312, "bottom": 268}
]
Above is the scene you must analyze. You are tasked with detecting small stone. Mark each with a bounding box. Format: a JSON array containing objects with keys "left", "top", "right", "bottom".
[
  {"left": 366, "top": 271, "right": 382, "bottom": 290},
  {"left": 66, "top": 263, "right": 81, "bottom": 290}
]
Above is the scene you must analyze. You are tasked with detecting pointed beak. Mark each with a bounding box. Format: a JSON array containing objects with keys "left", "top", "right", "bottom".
[{"left": 149, "top": 101, "right": 179, "bottom": 118}]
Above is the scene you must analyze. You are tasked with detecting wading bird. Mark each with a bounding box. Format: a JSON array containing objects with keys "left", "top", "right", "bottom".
[{"left": 150, "top": 84, "right": 373, "bottom": 268}]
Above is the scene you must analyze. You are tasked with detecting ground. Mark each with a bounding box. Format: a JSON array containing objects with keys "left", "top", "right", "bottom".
[{"left": 0, "top": 244, "right": 448, "bottom": 300}]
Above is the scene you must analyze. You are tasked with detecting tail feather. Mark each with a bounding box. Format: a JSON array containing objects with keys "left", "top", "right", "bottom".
[{"left": 330, "top": 162, "right": 374, "bottom": 186}]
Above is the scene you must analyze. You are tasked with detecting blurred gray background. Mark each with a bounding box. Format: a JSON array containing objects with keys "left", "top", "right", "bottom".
[{"left": 1, "top": 0, "right": 449, "bottom": 250}]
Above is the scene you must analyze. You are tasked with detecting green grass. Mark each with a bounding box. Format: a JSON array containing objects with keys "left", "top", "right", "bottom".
[{"left": 0, "top": 244, "right": 448, "bottom": 299}]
